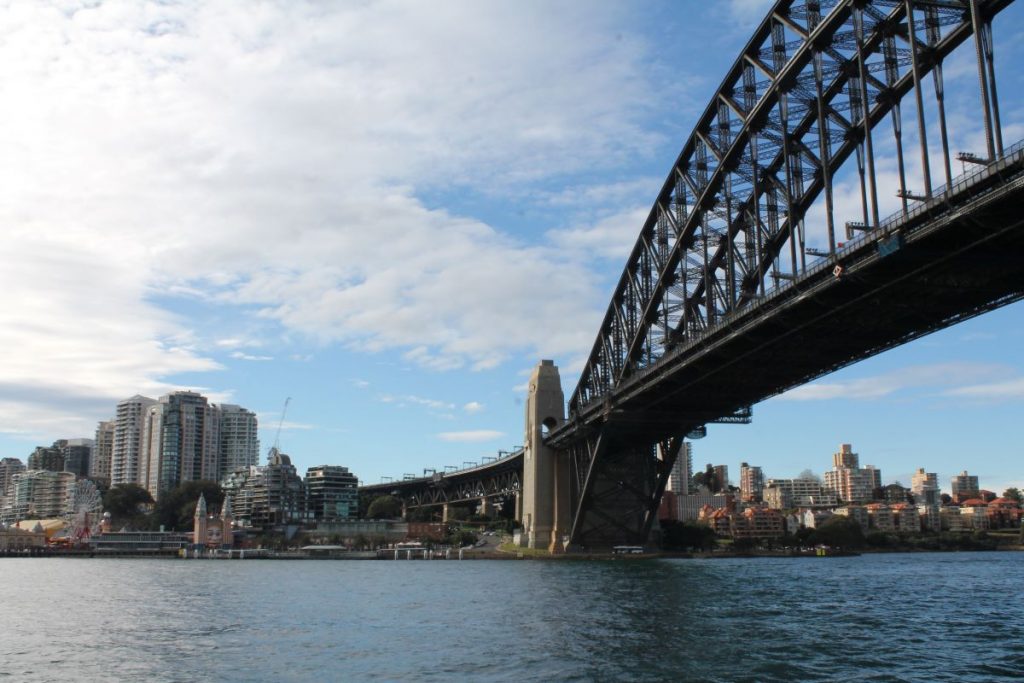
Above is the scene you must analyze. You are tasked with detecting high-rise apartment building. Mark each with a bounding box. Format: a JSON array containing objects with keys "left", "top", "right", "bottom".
[
  {"left": 0, "top": 458, "right": 26, "bottom": 500},
  {"left": 666, "top": 442, "right": 693, "bottom": 494},
  {"left": 950, "top": 470, "right": 980, "bottom": 500},
  {"left": 305, "top": 465, "right": 359, "bottom": 521},
  {"left": 143, "top": 391, "right": 220, "bottom": 498},
  {"left": 56, "top": 438, "right": 93, "bottom": 478},
  {"left": 247, "top": 448, "right": 306, "bottom": 527},
  {"left": 90, "top": 421, "right": 115, "bottom": 482},
  {"left": 111, "top": 395, "right": 157, "bottom": 486},
  {"left": 763, "top": 477, "right": 838, "bottom": 509},
  {"left": 910, "top": 468, "right": 939, "bottom": 504},
  {"left": 713, "top": 464, "right": 730, "bottom": 492},
  {"left": 823, "top": 444, "right": 881, "bottom": 503},
  {"left": 739, "top": 462, "right": 764, "bottom": 502},
  {"left": 27, "top": 445, "right": 64, "bottom": 472},
  {"left": 833, "top": 443, "right": 859, "bottom": 469},
  {"left": 219, "top": 404, "right": 260, "bottom": 479}
]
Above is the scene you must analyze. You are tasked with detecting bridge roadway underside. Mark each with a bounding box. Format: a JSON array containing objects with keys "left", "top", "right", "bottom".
[{"left": 551, "top": 162, "right": 1024, "bottom": 550}]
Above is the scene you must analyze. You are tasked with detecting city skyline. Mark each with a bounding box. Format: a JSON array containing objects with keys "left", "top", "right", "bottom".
[{"left": 2, "top": 1, "right": 1023, "bottom": 493}]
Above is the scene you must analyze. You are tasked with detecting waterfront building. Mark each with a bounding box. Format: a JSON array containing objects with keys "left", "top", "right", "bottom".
[
  {"left": 698, "top": 505, "right": 732, "bottom": 536},
  {"left": 219, "top": 405, "right": 260, "bottom": 479},
  {"left": 246, "top": 449, "right": 307, "bottom": 527},
  {"left": 111, "top": 395, "right": 157, "bottom": 487},
  {"left": 834, "top": 505, "right": 869, "bottom": 533},
  {"left": 957, "top": 500, "right": 991, "bottom": 530},
  {"left": 987, "top": 497, "right": 1022, "bottom": 529},
  {"left": 739, "top": 463, "right": 764, "bottom": 502},
  {"left": 675, "top": 492, "right": 731, "bottom": 521},
  {"left": 730, "top": 507, "right": 784, "bottom": 540},
  {"left": 193, "top": 492, "right": 234, "bottom": 549},
  {"left": 27, "top": 445, "right": 64, "bottom": 473},
  {"left": 763, "top": 478, "right": 837, "bottom": 509},
  {"left": 221, "top": 466, "right": 258, "bottom": 524},
  {"left": 0, "top": 524, "right": 46, "bottom": 551},
  {"left": 910, "top": 468, "right": 939, "bottom": 504},
  {"left": 90, "top": 420, "right": 115, "bottom": 483},
  {"left": 90, "top": 530, "right": 191, "bottom": 553},
  {"left": 865, "top": 503, "right": 896, "bottom": 532},
  {"left": 918, "top": 503, "right": 941, "bottom": 532},
  {"left": 891, "top": 504, "right": 921, "bottom": 532},
  {"left": 305, "top": 465, "right": 359, "bottom": 521},
  {"left": 4, "top": 470, "right": 75, "bottom": 522},
  {"left": 950, "top": 471, "right": 980, "bottom": 502}
]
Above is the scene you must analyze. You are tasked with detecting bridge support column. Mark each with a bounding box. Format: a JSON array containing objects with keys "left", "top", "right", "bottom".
[
  {"left": 441, "top": 503, "right": 450, "bottom": 524},
  {"left": 478, "top": 497, "right": 492, "bottom": 517},
  {"left": 519, "top": 360, "right": 568, "bottom": 553}
]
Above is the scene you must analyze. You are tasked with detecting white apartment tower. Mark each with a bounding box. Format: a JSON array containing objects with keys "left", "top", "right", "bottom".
[
  {"left": 90, "top": 420, "right": 116, "bottom": 482},
  {"left": 219, "top": 404, "right": 260, "bottom": 479},
  {"left": 911, "top": 468, "right": 939, "bottom": 504},
  {"left": 824, "top": 443, "right": 881, "bottom": 503},
  {"left": 667, "top": 442, "right": 693, "bottom": 494},
  {"left": 110, "top": 395, "right": 156, "bottom": 487}
]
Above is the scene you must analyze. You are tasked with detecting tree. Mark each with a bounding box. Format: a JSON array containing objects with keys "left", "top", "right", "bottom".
[
  {"left": 153, "top": 480, "right": 224, "bottom": 531},
  {"left": 797, "top": 469, "right": 821, "bottom": 483},
  {"left": 103, "top": 483, "right": 154, "bottom": 520},
  {"left": 661, "top": 520, "right": 716, "bottom": 551},
  {"left": 1001, "top": 487, "right": 1023, "bottom": 505},
  {"left": 365, "top": 495, "right": 402, "bottom": 519},
  {"left": 812, "top": 515, "right": 865, "bottom": 549}
]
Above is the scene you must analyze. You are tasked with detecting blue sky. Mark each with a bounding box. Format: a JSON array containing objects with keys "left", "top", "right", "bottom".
[{"left": 1, "top": 0, "right": 1023, "bottom": 495}]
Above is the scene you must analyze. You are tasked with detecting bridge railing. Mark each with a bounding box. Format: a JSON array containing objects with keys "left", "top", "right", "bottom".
[{"left": 754, "top": 138, "right": 1024, "bottom": 306}]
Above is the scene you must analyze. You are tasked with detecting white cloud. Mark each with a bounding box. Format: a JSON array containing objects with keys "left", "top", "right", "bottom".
[
  {"left": 778, "top": 363, "right": 1009, "bottom": 401},
  {"left": 0, "top": 2, "right": 671, "bottom": 435},
  {"left": 379, "top": 394, "right": 455, "bottom": 412},
  {"left": 546, "top": 206, "right": 651, "bottom": 262},
  {"left": 436, "top": 430, "right": 505, "bottom": 443},
  {"left": 230, "top": 351, "right": 273, "bottom": 362},
  {"left": 942, "top": 378, "right": 1024, "bottom": 400},
  {"left": 463, "top": 401, "right": 484, "bottom": 414}
]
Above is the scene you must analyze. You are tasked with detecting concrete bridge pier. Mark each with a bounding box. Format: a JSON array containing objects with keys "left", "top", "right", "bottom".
[
  {"left": 478, "top": 496, "right": 492, "bottom": 517},
  {"left": 519, "top": 360, "right": 569, "bottom": 553}
]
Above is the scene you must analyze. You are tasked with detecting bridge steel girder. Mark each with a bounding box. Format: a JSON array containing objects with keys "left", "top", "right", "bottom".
[
  {"left": 550, "top": 0, "right": 1020, "bottom": 550},
  {"left": 568, "top": 0, "right": 1014, "bottom": 415}
]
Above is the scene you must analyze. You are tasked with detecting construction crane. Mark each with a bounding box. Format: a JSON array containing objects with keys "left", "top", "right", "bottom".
[{"left": 268, "top": 397, "right": 291, "bottom": 460}]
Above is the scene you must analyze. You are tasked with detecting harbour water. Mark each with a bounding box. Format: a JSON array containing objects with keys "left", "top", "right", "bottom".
[{"left": 1, "top": 552, "right": 1021, "bottom": 682}]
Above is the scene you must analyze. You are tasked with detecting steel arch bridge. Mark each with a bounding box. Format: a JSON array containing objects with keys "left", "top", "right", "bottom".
[{"left": 370, "top": 0, "right": 1024, "bottom": 550}]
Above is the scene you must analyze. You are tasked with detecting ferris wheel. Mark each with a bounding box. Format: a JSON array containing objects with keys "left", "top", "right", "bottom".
[{"left": 65, "top": 480, "right": 103, "bottom": 543}]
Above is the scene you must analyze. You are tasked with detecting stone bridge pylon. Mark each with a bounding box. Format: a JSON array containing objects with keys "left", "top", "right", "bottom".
[{"left": 518, "top": 360, "right": 570, "bottom": 552}]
